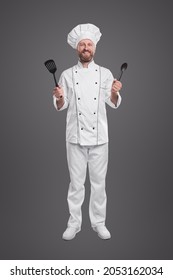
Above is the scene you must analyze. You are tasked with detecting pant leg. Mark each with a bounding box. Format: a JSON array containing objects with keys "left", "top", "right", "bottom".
[
  {"left": 66, "top": 142, "right": 88, "bottom": 229},
  {"left": 88, "top": 143, "right": 109, "bottom": 227}
]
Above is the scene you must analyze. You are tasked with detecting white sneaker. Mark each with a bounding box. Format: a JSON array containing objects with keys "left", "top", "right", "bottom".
[
  {"left": 93, "top": 225, "right": 111, "bottom": 239},
  {"left": 62, "top": 227, "right": 80, "bottom": 240}
]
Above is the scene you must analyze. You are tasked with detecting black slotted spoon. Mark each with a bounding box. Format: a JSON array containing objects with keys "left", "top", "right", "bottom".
[{"left": 44, "top": 59, "right": 59, "bottom": 87}]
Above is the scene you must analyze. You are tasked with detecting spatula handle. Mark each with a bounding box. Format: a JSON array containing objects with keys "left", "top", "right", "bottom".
[
  {"left": 53, "top": 73, "right": 59, "bottom": 87},
  {"left": 53, "top": 74, "right": 63, "bottom": 98}
]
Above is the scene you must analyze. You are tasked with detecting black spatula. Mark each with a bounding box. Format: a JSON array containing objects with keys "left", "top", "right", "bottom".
[{"left": 44, "top": 59, "right": 59, "bottom": 87}]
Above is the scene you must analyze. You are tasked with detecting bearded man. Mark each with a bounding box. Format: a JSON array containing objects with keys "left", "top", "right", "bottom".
[{"left": 53, "top": 23, "right": 122, "bottom": 240}]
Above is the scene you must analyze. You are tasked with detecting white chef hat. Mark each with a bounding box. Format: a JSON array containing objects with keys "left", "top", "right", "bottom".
[{"left": 67, "top": 23, "right": 102, "bottom": 49}]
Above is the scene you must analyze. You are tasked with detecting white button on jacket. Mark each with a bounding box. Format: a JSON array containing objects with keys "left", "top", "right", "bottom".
[{"left": 53, "top": 60, "right": 122, "bottom": 146}]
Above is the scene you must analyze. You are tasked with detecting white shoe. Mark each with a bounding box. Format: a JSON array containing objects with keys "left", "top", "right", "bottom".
[
  {"left": 93, "top": 225, "right": 111, "bottom": 239},
  {"left": 62, "top": 227, "right": 80, "bottom": 240}
]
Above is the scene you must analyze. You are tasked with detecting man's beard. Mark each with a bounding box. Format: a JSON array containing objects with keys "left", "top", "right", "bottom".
[{"left": 79, "top": 50, "right": 94, "bottom": 63}]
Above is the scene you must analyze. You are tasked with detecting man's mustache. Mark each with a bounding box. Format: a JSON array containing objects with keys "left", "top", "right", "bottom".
[{"left": 82, "top": 50, "right": 91, "bottom": 54}]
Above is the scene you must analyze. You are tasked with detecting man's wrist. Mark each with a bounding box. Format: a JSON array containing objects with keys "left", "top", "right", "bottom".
[
  {"left": 111, "top": 91, "right": 119, "bottom": 105},
  {"left": 56, "top": 96, "right": 65, "bottom": 110},
  {"left": 54, "top": 94, "right": 64, "bottom": 101}
]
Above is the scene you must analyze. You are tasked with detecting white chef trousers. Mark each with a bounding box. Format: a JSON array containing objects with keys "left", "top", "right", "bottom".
[{"left": 66, "top": 141, "right": 109, "bottom": 230}]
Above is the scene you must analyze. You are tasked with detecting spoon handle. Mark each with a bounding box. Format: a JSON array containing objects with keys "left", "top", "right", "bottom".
[{"left": 117, "top": 71, "right": 123, "bottom": 81}]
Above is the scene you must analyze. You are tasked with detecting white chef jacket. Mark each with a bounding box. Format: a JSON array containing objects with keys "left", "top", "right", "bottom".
[{"left": 53, "top": 60, "right": 121, "bottom": 146}]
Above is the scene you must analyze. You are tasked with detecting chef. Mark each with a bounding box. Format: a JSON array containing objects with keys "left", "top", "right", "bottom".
[{"left": 53, "top": 23, "right": 122, "bottom": 240}]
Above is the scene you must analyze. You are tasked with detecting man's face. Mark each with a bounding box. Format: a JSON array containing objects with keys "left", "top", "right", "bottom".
[{"left": 77, "top": 39, "right": 96, "bottom": 63}]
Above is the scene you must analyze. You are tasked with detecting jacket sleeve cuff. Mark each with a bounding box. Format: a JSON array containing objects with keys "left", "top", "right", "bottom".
[
  {"left": 53, "top": 95, "right": 68, "bottom": 111},
  {"left": 106, "top": 92, "right": 122, "bottom": 108}
]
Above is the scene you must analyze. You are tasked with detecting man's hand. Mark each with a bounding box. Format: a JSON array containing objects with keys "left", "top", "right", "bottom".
[
  {"left": 111, "top": 80, "right": 122, "bottom": 106},
  {"left": 53, "top": 86, "right": 64, "bottom": 100},
  {"left": 53, "top": 86, "right": 65, "bottom": 110},
  {"left": 111, "top": 80, "right": 122, "bottom": 95}
]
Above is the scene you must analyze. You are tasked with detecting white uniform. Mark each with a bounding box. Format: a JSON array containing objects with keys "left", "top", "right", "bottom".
[{"left": 53, "top": 60, "right": 121, "bottom": 229}]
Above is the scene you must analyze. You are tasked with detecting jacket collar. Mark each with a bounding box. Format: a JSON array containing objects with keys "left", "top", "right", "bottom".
[{"left": 77, "top": 60, "right": 96, "bottom": 69}]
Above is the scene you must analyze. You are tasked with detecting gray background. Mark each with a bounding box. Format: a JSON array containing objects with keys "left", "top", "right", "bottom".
[{"left": 0, "top": 0, "right": 173, "bottom": 259}]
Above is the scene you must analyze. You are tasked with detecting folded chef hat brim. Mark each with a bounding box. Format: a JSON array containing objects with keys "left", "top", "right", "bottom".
[
  {"left": 76, "top": 32, "right": 97, "bottom": 47},
  {"left": 67, "top": 23, "right": 102, "bottom": 49}
]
